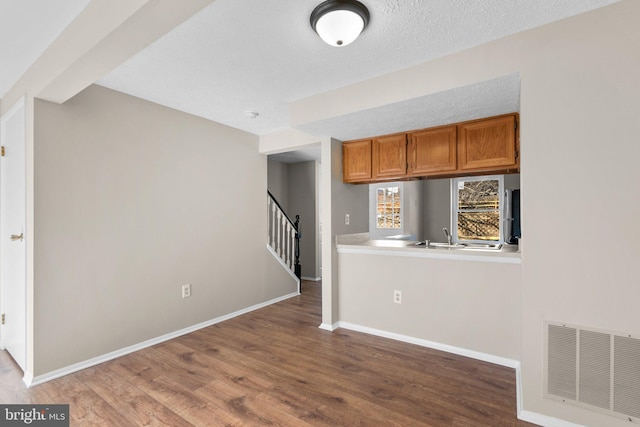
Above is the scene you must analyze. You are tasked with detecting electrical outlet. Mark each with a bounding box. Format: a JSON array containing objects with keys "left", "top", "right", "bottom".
[
  {"left": 345, "top": 214, "right": 350, "bottom": 225},
  {"left": 394, "top": 290, "right": 402, "bottom": 304},
  {"left": 182, "top": 283, "right": 191, "bottom": 298}
]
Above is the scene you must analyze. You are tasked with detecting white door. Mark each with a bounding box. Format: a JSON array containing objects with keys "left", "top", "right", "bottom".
[{"left": 0, "top": 98, "right": 27, "bottom": 372}]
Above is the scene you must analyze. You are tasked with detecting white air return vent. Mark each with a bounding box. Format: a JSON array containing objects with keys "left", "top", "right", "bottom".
[
  {"left": 547, "top": 324, "right": 577, "bottom": 400},
  {"left": 545, "top": 322, "right": 640, "bottom": 423},
  {"left": 614, "top": 336, "right": 640, "bottom": 418}
]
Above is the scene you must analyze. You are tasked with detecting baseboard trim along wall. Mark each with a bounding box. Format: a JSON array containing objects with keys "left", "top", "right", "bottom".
[
  {"left": 26, "top": 291, "right": 300, "bottom": 388},
  {"left": 518, "top": 411, "right": 586, "bottom": 427},
  {"left": 301, "top": 276, "right": 321, "bottom": 282},
  {"left": 337, "top": 321, "right": 519, "bottom": 368},
  {"left": 318, "top": 322, "right": 339, "bottom": 332},
  {"left": 335, "top": 321, "right": 584, "bottom": 427}
]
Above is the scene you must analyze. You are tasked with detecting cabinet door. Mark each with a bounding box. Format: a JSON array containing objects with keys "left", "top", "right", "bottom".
[
  {"left": 342, "top": 139, "right": 372, "bottom": 182},
  {"left": 373, "top": 134, "right": 407, "bottom": 180},
  {"left": 408, "top": 125, "right": 457, "bottom": 176},
  {"left": 458, "top": 114, "right": 518, "bottom": 171}
]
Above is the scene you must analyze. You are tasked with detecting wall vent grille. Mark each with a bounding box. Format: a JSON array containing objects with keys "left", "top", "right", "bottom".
[
  {"left": 614, "top": 336, "right": 640, "bottom": 418},
  {"left": 545, "top": 322, "right": 640, "bottom": 422},
  {"left": 547, "top": 324, "right": 577, "bottom": 400}
]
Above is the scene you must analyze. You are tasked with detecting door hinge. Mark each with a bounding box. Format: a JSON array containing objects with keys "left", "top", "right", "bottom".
[
  {"left": 515, "top": 150, "right": 519, "bottom": 159},
  {"left": 514, "top": 120, "right": 518, "bottom": 131},
  {"left": 1, "top": 314, "right": 5, "bottom": 325},
  {"left": 1, "top": 146, "right": 5, "bottom": 157}
]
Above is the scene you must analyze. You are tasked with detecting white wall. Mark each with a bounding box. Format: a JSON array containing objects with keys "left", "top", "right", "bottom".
[{"left": 33, "top": 85, "right": 297, "bottom": 376}]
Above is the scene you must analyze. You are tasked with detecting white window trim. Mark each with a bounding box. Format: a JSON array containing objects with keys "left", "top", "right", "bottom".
[
  {"left": 451, "top": 175, "right": 504, "bottom": 244},
  {"left": 369, "top": 182, "right": 409, "bottom": 240}
]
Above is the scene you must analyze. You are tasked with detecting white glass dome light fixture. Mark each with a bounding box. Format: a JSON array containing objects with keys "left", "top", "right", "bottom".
[{"left": 310, "top": 0, "right": 370, "bottom": 47}]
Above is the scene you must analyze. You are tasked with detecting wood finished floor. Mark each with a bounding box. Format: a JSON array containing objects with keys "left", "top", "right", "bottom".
[{"left": 0, "top": 281, "right": 536, "bottom": 426}]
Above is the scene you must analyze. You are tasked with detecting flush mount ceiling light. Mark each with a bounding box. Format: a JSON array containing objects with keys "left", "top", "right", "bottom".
[{"left": 310, "top": 0, "right": 370, "bottom": 47}]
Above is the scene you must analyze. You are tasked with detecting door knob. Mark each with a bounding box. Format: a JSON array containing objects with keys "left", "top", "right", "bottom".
[{"left": 10, "top": 233, "right": 23, "bottom": 241}]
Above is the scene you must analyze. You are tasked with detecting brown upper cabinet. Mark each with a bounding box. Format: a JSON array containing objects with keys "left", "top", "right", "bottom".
[
  {"left": 408, "top": 125, "right": 457, "bottom": 176},
  {"left": 342, "top": 113, "right": 519, "bottom": 183},
  {"left": 372, "top": 133, "right": 407, "bottom": 180},
  {"left": 342, "top": 139, "right": 372, "bottom": 183},
  {"left": 458, "top": 114, "right": 518, "bottom": 172}
]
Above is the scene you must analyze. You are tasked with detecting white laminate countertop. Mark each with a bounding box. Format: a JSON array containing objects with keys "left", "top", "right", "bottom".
[{"left": 336, "top": 233, "right": 521, "bottom": 264}]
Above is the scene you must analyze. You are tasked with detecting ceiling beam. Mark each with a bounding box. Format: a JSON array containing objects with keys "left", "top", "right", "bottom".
[{"left": 1, "top": 0, "right": 214, "bottom": 115}]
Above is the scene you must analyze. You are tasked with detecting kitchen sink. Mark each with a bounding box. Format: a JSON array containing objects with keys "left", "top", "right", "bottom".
[
  {"left": 428, "top": 242, "right": 466, "bottom": 249},
  {"left": 413, "top": 241, "right": 503, "bottom": 251},
  {"left": 461, "top": 243, "right": 503, "bottom": 250},
  {"left": 412, "top": 241, "right": 466, "bottom": 249}
]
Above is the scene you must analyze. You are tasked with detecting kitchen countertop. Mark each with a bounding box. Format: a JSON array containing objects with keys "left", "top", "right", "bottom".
[{"left": 336, "top": 233, "right": 521, "bottom": 264}]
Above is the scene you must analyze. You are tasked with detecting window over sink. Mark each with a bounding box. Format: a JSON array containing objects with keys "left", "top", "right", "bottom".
[
  {"left": 376, "top": 186, "right": 401, "bottom": 230},
  {"left": 452, "top": 175, "right": 504, "bottom": 244},
  {"left": 368, "top": 181, "right": 422, "bottom": 241}
]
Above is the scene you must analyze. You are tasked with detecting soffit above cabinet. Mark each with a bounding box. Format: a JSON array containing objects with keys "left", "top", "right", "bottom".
[{"left": 296, "top": 73, "right": 520, "bottom": 142}]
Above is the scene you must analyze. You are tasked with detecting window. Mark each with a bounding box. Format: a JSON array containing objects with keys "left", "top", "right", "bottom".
[
  {"left": 369, "top": 181, "right": 420, "bottom": 240},
  {"left": 452, "top": 175, "right": 504, "bottom": 243},
  {"left": 376, "top": 186, "right": 401, "bottom": 229},
  {"left": 369, "top": 182, "right": 420, "bottom": 240}
]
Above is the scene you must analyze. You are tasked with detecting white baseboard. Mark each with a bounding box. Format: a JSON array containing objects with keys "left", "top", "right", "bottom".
[
  {"left": 337, "top": 321, "right": 519, "bottom": 369},
  {"left": 22, "top": 371, "right": 33, "bottom": 388},
  {"left": 518, "top": 410, "right": 585, "bottom": 427},
  {"left": 27, "top": 291, "right": 299, "bottom": 387},
  {"left": 301, "top": 276, "right": 321, "bottom": 282},
  {"left": 318, "top": 322, "right": 339, "bottom": 331}
]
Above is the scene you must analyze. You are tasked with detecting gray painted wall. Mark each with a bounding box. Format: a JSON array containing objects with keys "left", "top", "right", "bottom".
[
  {"left": 338, "top": 253, "right": 522, "bottom": 360},
  {"left": 267, "top": 159, "right": 289, "bottom": 211},
  {"left": 33, "top": 85, "right": 297, "bottom": 375},
  {"left": 331, "top": 149, "right": 368, "bottom": 237},
  {"left": 288, "top": 161, "right": 318, "bottom": 279},
  {"left": 325, "top": 137, "right": 369, "bottom": 322},
  {"left": 421, "top": 178, "right": 450, "bottom": 242}
]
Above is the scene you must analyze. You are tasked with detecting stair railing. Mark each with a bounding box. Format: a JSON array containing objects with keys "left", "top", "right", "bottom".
[{"left": 267, "top": 191, "right": 301, "bottom": 279}]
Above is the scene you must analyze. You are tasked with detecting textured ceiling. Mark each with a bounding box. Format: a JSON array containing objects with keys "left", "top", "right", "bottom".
[
  {"left": 297, "top": 74, "right": 521, "bottom": 141},
  {"left": 1, "top": 0, "right": 622, "bottom": 153},
  {"left": 97, "top": 0, "right": 621, "bottom": 139},
  {"left": 269, "top": 145, "right": 322, "bottom": 164}
]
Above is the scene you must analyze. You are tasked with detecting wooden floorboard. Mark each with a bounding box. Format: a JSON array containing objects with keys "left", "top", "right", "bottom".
[{"left": 0, "top": 280, "right": 536, "bottom": 426}]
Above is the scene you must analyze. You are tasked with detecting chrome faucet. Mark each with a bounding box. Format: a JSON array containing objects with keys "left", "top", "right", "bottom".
[{"left": 443, "top": 228, "right": 452, "bottom": 245}]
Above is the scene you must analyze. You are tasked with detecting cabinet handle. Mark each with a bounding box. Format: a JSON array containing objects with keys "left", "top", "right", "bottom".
[{"left": 10, "top": 233, "right": 23, "bottom": 241}]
